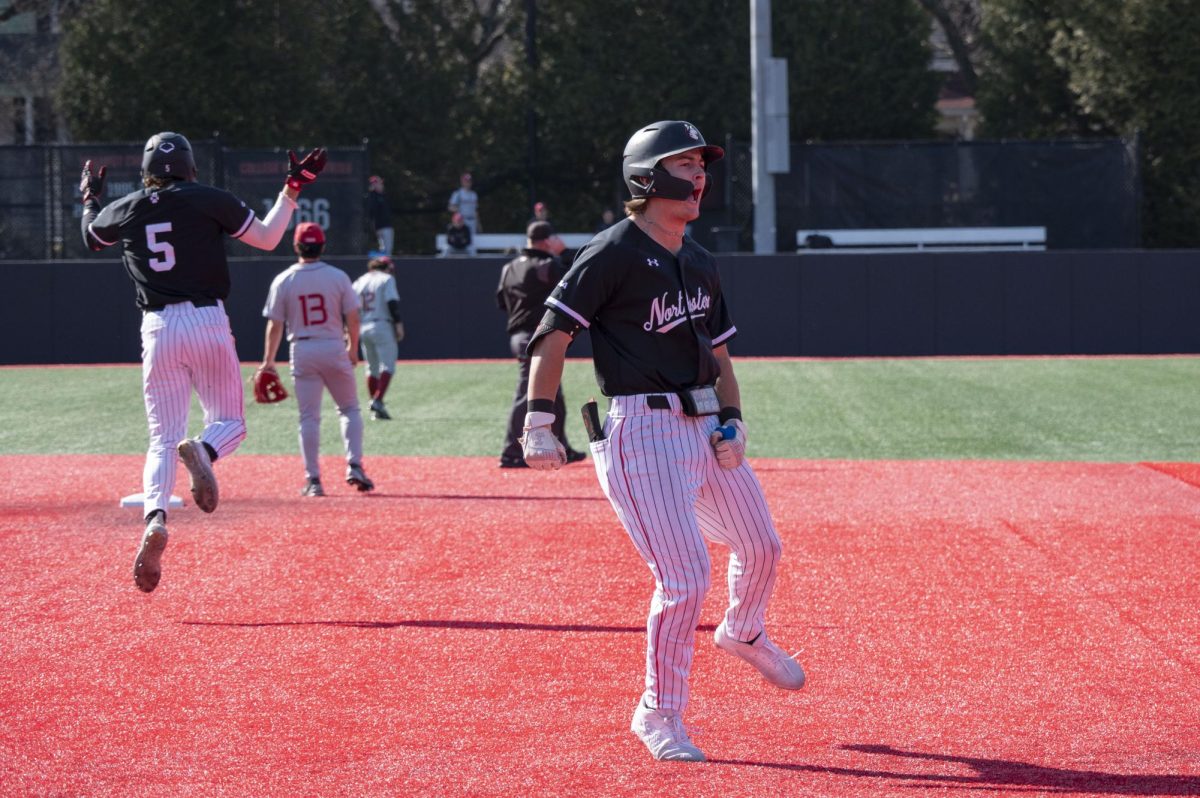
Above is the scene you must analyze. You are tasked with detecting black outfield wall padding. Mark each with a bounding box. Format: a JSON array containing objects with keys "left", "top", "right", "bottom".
[{"left": 2, "top": 251, "right": 1196, "bottom": 365}]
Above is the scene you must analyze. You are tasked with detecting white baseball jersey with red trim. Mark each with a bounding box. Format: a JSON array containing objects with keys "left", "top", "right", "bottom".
[{"left": 263, "top": 260, "right": 363, "bottom": 481}]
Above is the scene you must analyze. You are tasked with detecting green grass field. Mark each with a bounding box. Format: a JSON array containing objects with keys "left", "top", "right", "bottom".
[{"left": 3, "top": 356, "right": 1199, "bottom": 461}]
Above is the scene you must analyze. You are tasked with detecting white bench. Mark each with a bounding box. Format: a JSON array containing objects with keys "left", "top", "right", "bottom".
[
  {"left": 796, "top": 226, "right": 1046, "bottom": 253},
  {"left": 436, "top": 232, "right": 596, "bottom": 256}
]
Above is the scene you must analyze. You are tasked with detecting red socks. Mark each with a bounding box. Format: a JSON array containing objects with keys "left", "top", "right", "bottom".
[{"left": 367, "top": 372, "right": 392, "bottom": 401}]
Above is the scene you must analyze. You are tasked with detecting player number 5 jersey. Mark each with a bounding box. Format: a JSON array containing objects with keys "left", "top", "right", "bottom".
[{"left": 85, "top": 181, "right": 255, "bottom": 309}]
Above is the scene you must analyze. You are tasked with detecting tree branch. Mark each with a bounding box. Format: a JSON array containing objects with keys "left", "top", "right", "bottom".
[{"left": 917, "top": 0, "right": 978, "bottom": 96}]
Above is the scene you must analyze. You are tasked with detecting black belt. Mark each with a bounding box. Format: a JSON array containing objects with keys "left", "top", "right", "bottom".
[
  {"left": 643, "top": 385, "right": 720, "bottom": 416},
  {"left": 145, "top": 298, "right": 218, "bottom": 312}
]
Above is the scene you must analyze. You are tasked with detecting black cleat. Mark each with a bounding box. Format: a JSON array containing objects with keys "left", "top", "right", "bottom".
[{"left": 346, "top": 464, "right": 375, "bottom": 492}]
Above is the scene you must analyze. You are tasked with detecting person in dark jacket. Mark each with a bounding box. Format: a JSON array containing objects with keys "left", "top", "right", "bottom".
[
  {"left": 495, "top": 221, "right": 586, "bottom": 468},
  {"left": 365, "top": 175, "right": 394, "bottom": 255},
  {"left": 442, "top": 211, "right": 473, "bottom": 256}
]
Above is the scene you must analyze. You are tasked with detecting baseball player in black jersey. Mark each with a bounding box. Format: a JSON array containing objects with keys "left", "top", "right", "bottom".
[
  {"left": 495, "top": 221, "right": 586, "bottom": 468},
  {"left": 80, "top": 131, "right": 327, "bottom": 593},
  {"left": 523, "top": 121, "right": 805, "bottom": 762}
]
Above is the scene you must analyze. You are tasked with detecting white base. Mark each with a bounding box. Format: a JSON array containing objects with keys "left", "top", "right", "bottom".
[{"left": 120, "top": 493, "right": 185, "bottom": 509}]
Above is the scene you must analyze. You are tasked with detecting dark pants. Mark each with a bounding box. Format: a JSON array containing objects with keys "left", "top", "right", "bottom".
[{"left": 502, "top": 330, "right": 571, "bottom": 462}]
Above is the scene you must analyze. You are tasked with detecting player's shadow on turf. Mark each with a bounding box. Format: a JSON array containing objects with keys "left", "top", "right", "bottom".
[
  {"left": 713, "top": 744, "right": 1200, "bottom": 795},
  {"left": 181, "top": 618, "right": 663, "bottom": 634}
]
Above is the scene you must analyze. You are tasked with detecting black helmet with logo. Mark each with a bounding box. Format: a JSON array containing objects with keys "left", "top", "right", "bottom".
[
  {"left": 622, "top": 120, "right": 724, "bottom": 201},
  {"left": 142, "top": 132, "right": 196, "bottom": 180}
]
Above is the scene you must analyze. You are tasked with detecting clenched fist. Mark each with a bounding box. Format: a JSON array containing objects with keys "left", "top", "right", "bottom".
[
  {"left": 710, "top": 419, "right": 747, "bottom": 470},
  {"left": 520, "top": 411, "right": 567, "bottom": 471}
]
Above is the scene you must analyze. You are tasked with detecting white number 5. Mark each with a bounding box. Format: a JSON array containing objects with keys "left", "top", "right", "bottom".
[{"left": 146, "top": 222, "right": 176, "bottom": 272}]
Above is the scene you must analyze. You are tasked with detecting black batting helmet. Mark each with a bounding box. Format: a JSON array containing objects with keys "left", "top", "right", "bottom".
[
  {"left": 142, "top": 132, "right": 195, "bottom": 179},
  {"left": 622, "top": 121, "right": 724, "bottom": 201}
]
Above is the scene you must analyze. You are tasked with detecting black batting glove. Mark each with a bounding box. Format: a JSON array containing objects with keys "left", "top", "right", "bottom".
[
  {"left": 286, "top": 148, "right": 327, "bottom": 191},
  {"left": 80, "top": 160, "right": 107, "bottom": 203}
]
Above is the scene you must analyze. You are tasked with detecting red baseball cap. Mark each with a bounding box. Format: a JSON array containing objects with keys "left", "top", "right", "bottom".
[{"left": 294, "top": 222, "right": 325, "bottom": 246}]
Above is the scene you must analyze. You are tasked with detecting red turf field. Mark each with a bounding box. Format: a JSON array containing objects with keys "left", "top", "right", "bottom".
[{"left": 2, "top": 455, "right": 1199, "bottom": 797}]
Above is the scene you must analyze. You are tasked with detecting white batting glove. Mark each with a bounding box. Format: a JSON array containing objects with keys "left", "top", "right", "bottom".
[
  {"left": 521, "top": 411, "right": 567, "bottom": 471},
  {"left": 710, "top": 419, "right": 747, "bottom": 470}
]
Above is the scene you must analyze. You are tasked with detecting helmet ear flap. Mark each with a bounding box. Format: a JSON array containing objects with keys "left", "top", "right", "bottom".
[
  {"left": 626, "top": 166, "right": 656, "bottom": 198},
  {"left": 625, "top": 164, "right": 695, "bottom": 201}
]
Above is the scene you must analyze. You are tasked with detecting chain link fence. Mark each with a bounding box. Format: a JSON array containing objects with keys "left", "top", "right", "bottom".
[
  {"left": 715, "top": 137, "right": 1139, "bottom": 251},
  {"left": 3, "top": 137, "right": 1139, "bottom": 258},
  {"left": 0, "top": 143, "right": 370, "bottom": 259}
]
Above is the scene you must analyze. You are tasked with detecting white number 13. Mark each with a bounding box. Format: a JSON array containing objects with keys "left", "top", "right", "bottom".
[{"left": 145, "top": 222, "right": 176, "bottom": 272}]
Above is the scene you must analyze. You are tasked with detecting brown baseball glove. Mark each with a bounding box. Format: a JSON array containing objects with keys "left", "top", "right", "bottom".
[{"left": 253, "top": 366, "right": 289, "bottom": 404}]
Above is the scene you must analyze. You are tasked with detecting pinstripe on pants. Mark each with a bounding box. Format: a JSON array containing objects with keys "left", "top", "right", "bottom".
[
  {"left": 590, "top": 392, "right": 782, "bottom": 713},
  {"left": 140, "top": 301, "right": 246, "bottom": 516}
]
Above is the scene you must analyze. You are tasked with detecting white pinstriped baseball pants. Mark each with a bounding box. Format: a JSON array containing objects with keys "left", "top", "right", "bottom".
[
  {"left": 590, "top": 392, "right": 782, "bottom": 714},
  {"left": 140, "top": 301, "right": 246, "bottom": 517}
]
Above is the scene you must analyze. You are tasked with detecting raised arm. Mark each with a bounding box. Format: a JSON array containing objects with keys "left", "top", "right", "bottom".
[
  {"left": 79, "top": 160, "right": 109, "bottom": 251},
  {"left": 239, "top": 189, "right": 299, "bottom": 251},
  {"left": 238, "top": 148, "right": 326, "bottom": 251}
]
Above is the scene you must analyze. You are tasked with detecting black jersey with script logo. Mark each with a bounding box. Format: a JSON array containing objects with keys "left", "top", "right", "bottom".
[
  {"left": 534, "top": 217, "right": 736, "bottom": 396},
  {"left": 85, "top": 182, "right": 255, "bottom": 310}
]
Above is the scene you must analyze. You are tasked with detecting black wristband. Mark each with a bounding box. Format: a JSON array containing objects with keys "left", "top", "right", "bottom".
[
  {"left": 528, "top": 398, "right": 555, "bottom": 414},
  {"left": 718, "top": 406, "right": 742, "bottom": 424}
]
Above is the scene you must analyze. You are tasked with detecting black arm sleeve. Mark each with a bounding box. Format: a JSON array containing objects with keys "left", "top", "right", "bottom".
[
  {"left": 386, "top": 299, "right": 402, "bottom": 322},
  {"left": 80, "top": 198, "right": 104, "bottom": 251}
]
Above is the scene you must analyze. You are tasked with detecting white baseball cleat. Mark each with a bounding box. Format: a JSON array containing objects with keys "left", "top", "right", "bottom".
[
  {"left": 134, "top": 516, "right": 169, "bottom": 593},
  {"left": 631, "top": 699, "right": 706, "bottom": 762},
  {"left": 178, "top": 438, "right": 218, "bottom": 513},
  {"left": 714, "top": 623, "right": 806, "bottom": 690}
]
